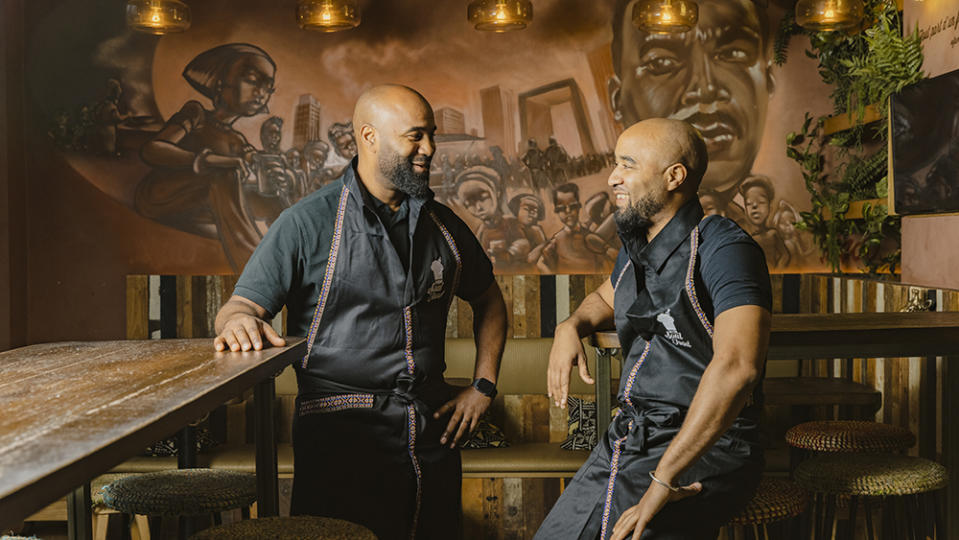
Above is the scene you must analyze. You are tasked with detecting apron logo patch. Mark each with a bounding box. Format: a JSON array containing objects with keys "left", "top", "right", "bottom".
[
  {"left": 656, "top": 309, "right": 691, "bottom": 348},
  {"left": 427, "top": 259, "right": 445, "bottom": 301}
]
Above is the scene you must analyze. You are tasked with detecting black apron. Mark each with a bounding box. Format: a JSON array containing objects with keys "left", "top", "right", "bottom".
[
  {"left": 289, "top": 172, "right": 464, "bottom": 540},
  {"left": 536, "top": 220, "right": 764, "bottom": 540}
]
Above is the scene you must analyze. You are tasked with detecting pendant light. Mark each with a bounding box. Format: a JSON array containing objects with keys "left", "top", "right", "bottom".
[
  {"left": 795, "top": 0, "right": 864, "bottom": 31},
  {"left": 468, "top": 0, "right": 533, "bottom": 32},
  {"left": 126, "top": 0, "right": 191, "bottom": 35},
  {"left": 297, "top": 0, "right": 361, "bottom": 32},
  {"left": 632, "top": 0, "right": 698, "bottom": 34}
]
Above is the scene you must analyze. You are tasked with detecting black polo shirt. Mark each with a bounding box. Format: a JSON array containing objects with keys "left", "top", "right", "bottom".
[
  {"left": 611, "top": 198, "right": 771, "bottom": 318},
  {"left": 234, "top": 162, "right": 494, "bottom": 338}
]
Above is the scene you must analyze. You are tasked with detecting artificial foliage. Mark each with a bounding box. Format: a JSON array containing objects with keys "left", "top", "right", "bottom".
[{"left": 779, "top": 0, "right": 923, "bottom": 274}]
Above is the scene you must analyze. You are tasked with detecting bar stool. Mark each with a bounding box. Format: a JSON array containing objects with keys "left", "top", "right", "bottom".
[
  {"left": 786, "top": 421, "right": 916, "bottom": 454},
  {"left": 793, "top": 454, "right": 947, "bottom": 539},
  {"left": 722, "top": 477, "right": 809, "bottom": 540},
  {"left": 101, "top": 469, "right": 256, "bottom": 538},
  {"left": 189, "top": 516, "right": 377, "bottom": 539},
  {"left": 92, "top": 473, "right": 150, "bottom": 540}
]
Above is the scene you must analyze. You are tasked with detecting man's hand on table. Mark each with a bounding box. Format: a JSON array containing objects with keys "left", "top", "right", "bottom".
[
  {"left": 609, "top": 477, "right": 702, "bottom": 540},
  {"left": 546, "top": 321, "right": 595, "bottom": 409},
  {"left": 213, "top": 314, "right": 286, "bottom": 352},
  {"left": 433, "top": 386, "right": 493, "bottom": 448}
]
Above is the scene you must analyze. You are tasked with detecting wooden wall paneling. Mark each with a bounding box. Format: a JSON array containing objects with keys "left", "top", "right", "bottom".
[
  {"left": 864, "top": 281, "right": 879, "bottom": 401},
  {"left": 457, "top": 297, "right": 474, "bottom": 338},
  {"left": 175, "top": 276, "right": 211, "bottom": 339},
  {"left": 523, "top": 478, "right": 560, "bottom": 537},
  {"left": 496, "top": 275, "right": 515, "bottom": 338},
  {"left": 549, "top": 401, "right": 569, "bottom": 443},
  {"left": 461, "top": 478, "right": 486, "bottom": 539},
  {"left": 525, "top": 275, "right": 540, "bottom": 338},
  {"left": 513, "top": 276, "right": 527, "bottom": 338},
  {"left": 770, "top": 274, "right": 783, "bottom": 314},
  {"left": 568, "top": 275, "right": 586, "bottom": 317},
  {"left": 125, "top": 275, "right": 149, "bottom": 340},
  {"left": 502, "top": 477, "right": 525, "bottom": 537},
  {"left": 483, "top": 478, "right": 504, "bottom": 538}
]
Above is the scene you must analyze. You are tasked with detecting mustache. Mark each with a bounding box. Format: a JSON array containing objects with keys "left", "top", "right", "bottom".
[{"left": 676, "top": 110, "right": 742, "bottom": 138}]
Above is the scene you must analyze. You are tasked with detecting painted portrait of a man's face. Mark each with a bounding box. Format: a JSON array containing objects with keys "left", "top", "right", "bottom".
[{"left": 610, "top": 0, "right": 774, "bottom": 195}]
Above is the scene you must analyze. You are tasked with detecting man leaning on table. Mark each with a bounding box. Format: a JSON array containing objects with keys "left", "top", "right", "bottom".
[
  {"left": 536, "top": 118, "right": 772, "bottom": 540},
  {"left": 212, "top": 84, "right": 508, "bottom": 540}
]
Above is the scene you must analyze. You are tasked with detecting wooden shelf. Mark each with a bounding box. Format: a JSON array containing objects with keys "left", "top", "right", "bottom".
[{"left": 822, "top": 104, "right": 883, "bottom": 135}]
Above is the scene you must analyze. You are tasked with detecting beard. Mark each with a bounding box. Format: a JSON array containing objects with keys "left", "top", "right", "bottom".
[
  {"left": 614, "top": 189, "right": 665, "bottom": 237},
  {"left": 380, "top": 149, "right": 432, "bottom": 199}
]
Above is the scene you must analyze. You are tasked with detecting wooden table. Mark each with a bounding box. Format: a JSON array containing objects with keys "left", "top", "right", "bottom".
[
  {"left": 589, "top": 311, "right": 959, "bottom": 537},
  {"left": 0, "top": 338, "right": 306, "bottom": 538}
]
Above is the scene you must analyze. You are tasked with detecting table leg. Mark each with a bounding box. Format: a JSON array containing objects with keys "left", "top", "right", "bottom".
[
  {"left": 254, "top": 377, "right": 279, "bottom": 517},
  {"left": 594, "top": 347, "right": 613, "bottom": 438},
  {"left": 66, "top": 483, "right": 92, "bottom": 540}
]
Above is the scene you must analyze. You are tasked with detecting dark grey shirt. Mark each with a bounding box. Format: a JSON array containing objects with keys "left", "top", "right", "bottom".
[{"left": 611, "top": 198, "right": 772, "bottom": 318}]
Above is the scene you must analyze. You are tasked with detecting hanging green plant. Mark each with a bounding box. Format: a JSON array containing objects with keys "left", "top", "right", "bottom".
[{"left": 779, "top": 0, "right": 923, "bottom": 274}]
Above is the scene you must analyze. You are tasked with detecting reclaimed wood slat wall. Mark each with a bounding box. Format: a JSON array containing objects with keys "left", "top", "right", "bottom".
[{"left": 126, "top": 273, "right": 959, "bottom": 539}]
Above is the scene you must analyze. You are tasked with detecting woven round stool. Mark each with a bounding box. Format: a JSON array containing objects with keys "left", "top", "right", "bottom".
[
  {"left": 794, "top": 454, "right": 947, "bottom": 540},
  {"left": 786, "top": 421, "right": 916, "bottom": 453},
  {"left": 101, "top": 469, "right": 256, "bottom": 538},
  {"left": 189, "top": 516, "right": 377, "bottom": 539},
  {"left": 723, "top": 477, "right": 809, "bottom": 540}
]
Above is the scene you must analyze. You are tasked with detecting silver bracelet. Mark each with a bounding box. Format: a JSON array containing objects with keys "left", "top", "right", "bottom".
[{"left": 648, "top": 470, "right": 680, "bottom": 493}]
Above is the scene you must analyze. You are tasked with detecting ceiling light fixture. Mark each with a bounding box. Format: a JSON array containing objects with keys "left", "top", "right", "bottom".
[
  {"left": 126, "top": 0, "right": 191, "bottom": 35},
  {"left": 297, "top": 0, "right": 361, "bottom": 32},
  {"left": 632, "top": 0, "right": 698, "bottom": 34},
  {"left": 468, "top": 0, "right": 533, "bottom": 32},
  {"left": 795, "top": 0, "right": 864, "bottom": 32}
]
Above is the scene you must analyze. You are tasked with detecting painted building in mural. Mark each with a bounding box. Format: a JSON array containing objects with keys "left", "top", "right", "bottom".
[{"left": 29, "top": 0, "right": 833, "bottom": 274}]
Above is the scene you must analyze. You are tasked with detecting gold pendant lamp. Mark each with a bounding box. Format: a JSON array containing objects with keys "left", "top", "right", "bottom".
[
  {"left": 126, "top": 0, "right": 191, "bottom": 35},
  {"left": 632, "top": 0, "right": 699, "bottom": 34},
  {"left": 468, "top": 0, "right": 534, "bottom": 32},
  {"left": 297, "top": 0, "right": 362, "bottom": 32},
  {"left": 795, "top": 0, "right": 864, "bottom": 31}
]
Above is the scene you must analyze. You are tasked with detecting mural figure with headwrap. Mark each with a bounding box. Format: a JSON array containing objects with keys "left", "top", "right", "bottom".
[
  {"left": 453, "top": 166, "right": 529, "bottom": 271},
  {"left": 134, "top": 43, "right": 276, "bottom": 271}
]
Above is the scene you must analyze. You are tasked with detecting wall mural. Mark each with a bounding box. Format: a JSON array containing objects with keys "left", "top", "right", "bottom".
[{"left": 28, "top": 0, "right": 832, "bottom": 274}]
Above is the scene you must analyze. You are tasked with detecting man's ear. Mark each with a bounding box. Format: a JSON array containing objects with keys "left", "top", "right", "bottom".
[
  {"left": 359, "top": 124, "right": 376, "bottom": 149},
  {"left": 665, "top": 163, "right": 688, "bottom": 192},
  {"left": 608, "top": 75, "right": 624, "bottom": 124}
]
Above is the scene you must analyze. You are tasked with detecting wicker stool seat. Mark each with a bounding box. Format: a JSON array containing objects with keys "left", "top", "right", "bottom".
[
  {"left": 727, "top": 477, "right": 809, "bottom": 525},
  {"left": 794, "top": 454, "right": 947, "bottom": 496},
  {"left": 190, "top": 516, "right": 377, "bottom": 539},
  {"left": 795, "top": 454, "right": 947, "bottom": 539},
  {"left": 101, "top": 469, "right": 256, "bottom": 516},
  {"left": 786, "top": 421, "right": 915, "bottom": 453}
]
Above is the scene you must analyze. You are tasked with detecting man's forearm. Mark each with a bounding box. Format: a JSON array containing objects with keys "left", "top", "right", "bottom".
[
  {"left": 652, "top": 359, "right": 759, "bottom": 485},
  {"left": 471, "top": 285, "right": 508, "bottom": 382},
  {"left": 561, "top": 289, "right": 615, "bottom": 338}
]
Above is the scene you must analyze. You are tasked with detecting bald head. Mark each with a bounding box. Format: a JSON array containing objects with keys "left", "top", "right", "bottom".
[
  {"left": 352, "top": 85, "right": 437, "bottom": 204},
  {"left": 353, "top": 84, "right": 433, "bottom": 135},
  {"left": 619, "top": 118, "right": 708, "bottom": 193}
]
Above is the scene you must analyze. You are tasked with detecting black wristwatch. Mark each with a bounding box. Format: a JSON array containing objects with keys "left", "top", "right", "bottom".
[{"left": 471, "top": 377, "right": 498, "bottom": 399}]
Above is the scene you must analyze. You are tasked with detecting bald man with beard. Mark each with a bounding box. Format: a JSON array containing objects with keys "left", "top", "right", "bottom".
[
  {"left": 213, "top": 85, "right": 507, "bottom": 540},
  {"left": 537, "top": 119, "right": 771, "bottom": 539}
]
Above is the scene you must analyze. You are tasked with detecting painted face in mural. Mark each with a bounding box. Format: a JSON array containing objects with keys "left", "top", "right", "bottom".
[
  {"left": 611, "top": 0, "right": 773, "bottom": 194},
  {"left": 260, "top": 117, "right": 282, "bottom": 153},
  {"left": 458, "top": 179, "right": 498, "bottom": 222},
  {"left": 304, "top": 141, "right": 329, "bottom": 169},
  {"left": 516, "top": 198, "right": 541, "bottom": 226},
  {"left": 335, "top": 132, "right": 358, "bottom": 160},
  {"left": 743, "top": 185, "right": 771, "bottom": 228},
  {"left": 553, "top": 190, "right": 582, "bottom": 229},
  {"left": 217, "top": 54, "right": 276, "bottom": 118}
]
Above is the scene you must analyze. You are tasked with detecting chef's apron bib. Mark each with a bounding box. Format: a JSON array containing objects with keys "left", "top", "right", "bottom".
[{"left": 291, "top": 181, "right": 464, "bottom": 538}]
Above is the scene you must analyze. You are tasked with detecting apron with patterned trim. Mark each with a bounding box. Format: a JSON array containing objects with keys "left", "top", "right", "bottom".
[
  {"left": 290, "top": 174, "right": 464, "bottom": 540},
  {"left": 536, "top": 219, "right": 764, "bottom": 540}
]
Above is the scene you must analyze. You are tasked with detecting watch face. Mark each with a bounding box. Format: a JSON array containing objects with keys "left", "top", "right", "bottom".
[{"left": 473, "top": 378, "right": 496, "bottom": 397}]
